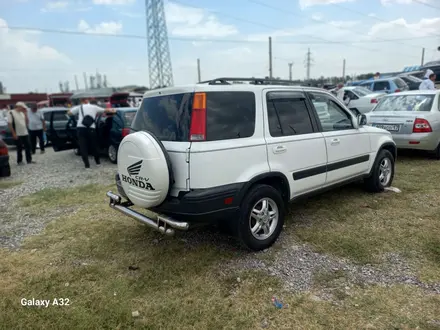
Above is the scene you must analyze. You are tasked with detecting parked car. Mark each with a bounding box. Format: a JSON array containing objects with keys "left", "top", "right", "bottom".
[
  {"left": 50, "top": 107, "right": 138, "bottom": 163},
  {"left": 329, "top": 86, "right": 386, "bottom": 115},
  {"left": 42, "top": 107, "right": 76, "bottom": 151},
  {"left": 398, "top": 74, "right": 423, "bottom": 90},
  {"left": 0, "top": 137, "right": 11, "bottom": 177},
  {"left": 365, "top": 90, "right": 440, "bottom": 159},
  {"left": 105, "top": 77, "right": 397, "bottom": 251},
  {"left": 359, "top": 77, "right": 409, "bottom": 94}
]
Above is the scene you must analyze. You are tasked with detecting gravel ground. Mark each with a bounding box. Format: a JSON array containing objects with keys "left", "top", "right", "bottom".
[
  {"left": 1, "top": 147, "right": 439, "bottom": 297},
  {"left": 0, "top": 146, "right": 117, "bottom": 249}
]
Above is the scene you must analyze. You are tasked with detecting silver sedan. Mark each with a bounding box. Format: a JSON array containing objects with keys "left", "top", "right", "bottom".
[{"left": 365, "top": 90, "right": 440, "bottom": 159}]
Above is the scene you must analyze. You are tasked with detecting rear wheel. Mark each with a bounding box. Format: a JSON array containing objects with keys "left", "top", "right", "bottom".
[
  {"left": 235, "top": 184, "right": 285, "bottom": 251},
  {"left": 0, "top": 164, "right": 11, "bottom": 177},
  {"left": 364, "top": 149, "right": 394, "bottom": 192},
  {"left": 108, "top": 144, "right": 118, "bottom": 164}
]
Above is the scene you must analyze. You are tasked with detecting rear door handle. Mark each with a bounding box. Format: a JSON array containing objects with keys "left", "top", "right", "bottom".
[
  {"left": 273, "top": 145, "right": 287, "bottom": 154},
  {"left": 330, "top": 138, "right": 340, "bottom": 146}
]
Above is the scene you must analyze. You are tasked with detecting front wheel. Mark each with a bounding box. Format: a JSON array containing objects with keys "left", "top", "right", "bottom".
[
  {"left": 235, "top": 184, "right": 285, "bottom": 251},
  {"left": 108, "top": 144, "right": 118, "bottom": 164},
  {"left": 364, "top": 149, "right": 395, "bottom": 192}
]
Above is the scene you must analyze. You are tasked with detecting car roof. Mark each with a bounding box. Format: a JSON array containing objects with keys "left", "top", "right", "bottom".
[
  {"left": 371, "top": 77, "right": 402, "bottom": 82},
  {"left": 382, "top": 90, "right": 439, "bottom": 97},
  {"left": 40, "top": 107, "right": 69, "bottom": 112}
]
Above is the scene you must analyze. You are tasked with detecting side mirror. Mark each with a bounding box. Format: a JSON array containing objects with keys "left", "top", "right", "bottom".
[{"left": 358, "top": 114, "right": 367, "bottom": 126}]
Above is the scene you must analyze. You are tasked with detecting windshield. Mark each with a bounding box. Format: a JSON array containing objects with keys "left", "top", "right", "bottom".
[
  {"left": 352, "top": 87, "right": 371, "bottom": 97},
  {"left": 373, "top": 94, "right": 434, "bottom": 112}
]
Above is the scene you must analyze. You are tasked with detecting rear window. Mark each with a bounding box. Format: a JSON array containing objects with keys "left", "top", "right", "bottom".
[
  {"left": 132, "top": 93, "right": 192, "bottom": 142},
  {"left": 132, "top": 91, "right": 255, "bottom": 141},
  {"left": 394, "top": 78, "right": 407, "bottom": 89},
  {"left": 374, "top": 94, "right": 434, "bottom": 112},
  {"left": 123, "top": 111, "right": 136, "bottom": 126},
  {"left": 373, "top": 81, "right": 390, "bottom": 91},
  {"left": 53, "top": 111, "right": 69, "bottom": 121}
]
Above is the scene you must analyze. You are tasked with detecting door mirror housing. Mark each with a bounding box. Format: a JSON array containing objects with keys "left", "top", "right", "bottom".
[{"left": 358, "top": 114, "right": 367, "bottom": 126}]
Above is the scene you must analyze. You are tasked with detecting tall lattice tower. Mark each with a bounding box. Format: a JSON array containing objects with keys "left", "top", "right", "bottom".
[{"left": 146, "top": 0, "right": 174, "bottom": 89}]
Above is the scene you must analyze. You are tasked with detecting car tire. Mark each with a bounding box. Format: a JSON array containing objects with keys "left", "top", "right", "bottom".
[
  {"left": 0, "top": 164, "right": 11, "bottom": 177},
  {"left": 235, "top": 184, "right": 285, "bottom": 251},
  {"left": 363, "top": 149, "right": 395, "bottom": 193},
  {"left": 431, "top": 143, "right": 440, "bottom": 160},
  {"left": 108, "top": 144, "right": 118, "bottom": 164}
]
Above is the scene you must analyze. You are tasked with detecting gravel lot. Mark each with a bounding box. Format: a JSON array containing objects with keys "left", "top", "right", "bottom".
[
  {"left": 0, "top": 147, "right": 116, "bottom": 249},
  {"left": 1, "top": 146, "right": 439, "bottom": 297}
]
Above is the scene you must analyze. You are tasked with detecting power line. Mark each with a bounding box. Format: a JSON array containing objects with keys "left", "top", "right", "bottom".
[
  {"left": 247, "top": 0, "right": 432, "bottom": 51},
  {"left": 413, "top": 0, "right": 440, "bottom": 11},
  {"left": 332, "top": 2, "right": 440, "bottom": 38},
  {"left": 2, "top": 25, "right": 437, "bottom": 47}
]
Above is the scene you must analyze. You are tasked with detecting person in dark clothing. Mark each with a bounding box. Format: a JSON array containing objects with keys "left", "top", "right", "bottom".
[{"left": 68, "top": 99, "right": 115, "bottom": 169}]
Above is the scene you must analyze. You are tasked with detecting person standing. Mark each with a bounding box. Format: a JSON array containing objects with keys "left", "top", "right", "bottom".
[
  {"left": 27, "top": 106, "right": 46, "bottom": 154},
  {"left": 68, "top": 99, "right": 115, "bottom": 169},
  {"left": 7, "top": 102, "right": 34, "bottom": 165},
  {"left": 419, "top": 70, "right": 436, "bottom": 90}
]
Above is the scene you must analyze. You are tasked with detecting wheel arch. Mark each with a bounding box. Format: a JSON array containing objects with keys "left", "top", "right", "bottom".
[
  {"left": 236, "top": 172, "right": 290, "bottom": 206},
  {"left": 379, "top": 142, "right": 397, "bottom": 161}
]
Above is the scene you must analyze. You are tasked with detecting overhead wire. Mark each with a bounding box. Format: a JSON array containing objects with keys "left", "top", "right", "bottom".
[{"left": 412, "top": 0, "right": 440, "bottom": 11}]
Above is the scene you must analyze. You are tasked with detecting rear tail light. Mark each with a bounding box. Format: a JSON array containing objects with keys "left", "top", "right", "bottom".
[
  {"left": 370, "top": 98, "right": 378, "bottom": 103},
  {"left": 0, "top": 146, "right": 8, "bottom": 156},
  {"left": 395, "top": 89, "right": 401, "bottom": 93},
  {"left": 122, "top": 128, "right": 130, "bottom": 137},
  {"left": 189, "top": 92, "right": 207, "bottom": 141},
  {"left": 412, "top": 118, "right": 432, "bottom": 133}
]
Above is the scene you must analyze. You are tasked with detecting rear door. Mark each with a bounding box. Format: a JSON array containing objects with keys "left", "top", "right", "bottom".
[
  {"left": 263, "top": 90, "right": 327, "bottom": 196},
  {"left": 132, "top": 89, "right": 193, "bottom": 197},
  {"left": 189, "top": 88, "right": 269, "bottom": 190},
  {"left": 307, "top": 91, "right": 371, "bottom": 185},
  {"left": 48, "top": 110, "right": 78, "bottom": 151}
]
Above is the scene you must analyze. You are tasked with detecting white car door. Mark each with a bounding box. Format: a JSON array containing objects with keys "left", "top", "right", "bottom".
[
  {"left": 263, "top": 89, "right": 327, "bottom": 197},
  {"left": 307, "top": 91, "right": 371, "bottom": 185}
]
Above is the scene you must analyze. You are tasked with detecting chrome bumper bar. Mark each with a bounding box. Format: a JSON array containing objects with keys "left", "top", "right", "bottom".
[{"left": 106, "top": 191, "right": 189, "bottom": 236}]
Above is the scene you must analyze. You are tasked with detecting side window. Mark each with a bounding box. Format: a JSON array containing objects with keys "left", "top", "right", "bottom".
[
  {"left": 52, "top": 111, "right": 69, "bottom": 122},
  {"left": 266, "top": 92, "right": 314, "bottom": 137},
  {"left": 373, "top": 81, "right": 390, "bottom": 91},
  {"left": 346, "top": 91, "right": 357, "bottom": 100},
  {"left": 308, "top": 92, "right": 354, "bottom": 132},
  {"left": 43, "top": 112, "right": 51, "bottom": 121},
  {"left": 206, "top": 91, "right": 255, "bottom": 141}
]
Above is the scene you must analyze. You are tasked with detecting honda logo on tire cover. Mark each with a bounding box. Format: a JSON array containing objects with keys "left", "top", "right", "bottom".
[
  {"left": 121, "top": 160, "right": 156, "bottom": 191},
  {"left": 127, "top": 160, "right": 142, "bottom": 176}
]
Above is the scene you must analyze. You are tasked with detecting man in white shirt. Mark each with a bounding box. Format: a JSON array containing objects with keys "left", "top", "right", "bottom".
[
  {"left": 68, "top": 99, "right": 116, "bottom": 169},
  {"left": 7, "top": 102, "right": 34, "bottom": 165},
  {"left": 27, "top": 106, "right": 47, "bottom": 154},
  {"left": 419, "top": 71, "right": 436, "bottom": 91}
]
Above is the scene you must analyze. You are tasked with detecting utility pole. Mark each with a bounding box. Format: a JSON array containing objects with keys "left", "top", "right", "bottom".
[
  {"left": 74, "top": 75, "right": 79, "bottom": 91},
  {"left": 197, "top": 58, "right": 201, "bottom": 82},
  {"left": 288, "top": 62, "right": 293, "bottom": 81},
  {"left": 83, "top": 72, "right": 88, "bottom": 90},
  {"left": 269, "top": 37, "right": 273, "bottom": 79},
  {"left": 421, "top": 48, "right": 425, "bottom": 66},
  {"left": 305, "top": 48, "right": 313, "bottom": 81},
  {"left": 342, "top": 59, "right": 346, "bottom": 81}
]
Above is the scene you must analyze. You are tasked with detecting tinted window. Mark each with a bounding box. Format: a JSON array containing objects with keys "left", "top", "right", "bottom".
[
  {"left": 309, "top": 92, "right": 354, "bottom": 132},
  {"left": 373, "top": 81, "right": 390, "bottom": 91},
  {"left": 374, "top": 94, "right": 434, "bottom": 112},
  {"left": 132, "top": 93, "right": 192, "bottom": 141},
  {"left": 205, "top": 92, "right": 255, "bottom": 141},
  {"left": 123, "top": 111, "right": 136, "bottom": 126},
  {"left": 266, "top": 92, "right": 314, "bottom": 137},
  {"left": 394, "top": 78, "right": 407, "bottom": 89},
  {"left": 43, "top": 112, "right": 51, "bottom": 121},
  {"left": 53, "top": 111, "right": 69, "bottom": 121}
]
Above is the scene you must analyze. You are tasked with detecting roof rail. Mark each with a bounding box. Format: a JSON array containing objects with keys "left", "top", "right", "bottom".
[{"left": 198, "top": 77, "right": 300, "bottom": 86}]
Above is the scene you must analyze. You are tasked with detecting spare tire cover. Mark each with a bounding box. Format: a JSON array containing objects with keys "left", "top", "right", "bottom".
[{"left": 117, "top": 131, "right": 170, "bottom": 208}]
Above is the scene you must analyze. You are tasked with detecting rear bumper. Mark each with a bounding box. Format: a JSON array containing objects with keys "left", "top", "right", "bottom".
[
  {"left": 392, "top": 132, "right": 440, "bottom": 151},
  {"left": 113, "top": 173, "right": 242, "bottom": 224}
]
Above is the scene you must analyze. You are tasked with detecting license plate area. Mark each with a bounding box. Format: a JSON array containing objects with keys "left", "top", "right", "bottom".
[{"left": 373, "top": 124, "right": 400, "bottom": 132}]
